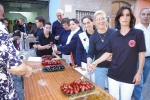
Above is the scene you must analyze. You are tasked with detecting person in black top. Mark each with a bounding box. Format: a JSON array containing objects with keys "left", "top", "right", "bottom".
[
  {"left": 36, "top": 22, "right": 55, "bottom": 56},
  {"left": 87, "top": 10, "right": 114, "bottom": 89},
  {"left": 12, "top": 20, "right": 21, "bottom": 49},
  {"left": 19, "top": 18, "right": 28, "bottom": 34},
  {"left": 92, "top": 6, "right": 146, "bottom": 100},
  {"left": 28, "top": 16, "right": 45, "bottom": 56},
  {"left": 52, "top": 9, "right": 64, "bottom": 45}
]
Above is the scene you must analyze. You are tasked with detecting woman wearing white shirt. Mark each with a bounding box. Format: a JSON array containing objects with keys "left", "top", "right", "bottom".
[{"left": 54, "top": 18, "right": 82, "bottom": 66}]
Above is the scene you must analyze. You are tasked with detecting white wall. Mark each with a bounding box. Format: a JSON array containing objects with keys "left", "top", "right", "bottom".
[
  {"left": 41, "top": 6, "right": 49, "bottom": 22},
  {"left": 3, "top": 2, "right": 49, "bottom": 22},
  {"left": 19, "top": 12, "right": 37, "bottom": 23},
  {"left": 4, "top": 13, "right": 27, "bottom": 23}
]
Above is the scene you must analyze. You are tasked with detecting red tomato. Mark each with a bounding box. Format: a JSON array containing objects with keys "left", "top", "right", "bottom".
[
  {"left": 64, "top": 84, "right": 68, "bottom": 89},
  {"left": 74, "top": 90, "right": 78, "bottom": 94},
  {"left": 90, "top": 84, "right": 94, "bottom": 89},
  {"left": 66, "top": 90, "right": 70, "bottom": 94},
  {"left": 77, "top": 79, "right": 82, "bottom": 85},
  {"left": 73, "top": 85, "right": 76, "bottom": 90},
  {"left": 85, "top": 86, "right": 89, "bottom": 91},
  {"left": 68, "top": 84, "right": 71, "bottom": 89},
  {"left": 81, "top": 82, "right": 86, "bottom": 86},
  {"left": 81, "top": 86, "right": 85, "bottom": 92},
  {"left": 74, "top": 80, "right": 77, "bottom": 84},
  {"left": 85, "top": 81, "right": 90, "bottom": 85},
  {"left": 70, "top": 82, "right": 74, "bottom": 86},
  {"left": 60, "top": 83, "right": 64, "bottom": 88},
  {"left": 70, "top": 90, "right": 73, "bottom": 94},
  {"left": 86, "top": 84, "right": 91, "bottom": 90},
  {"left": 76, "top": 85, "right": 80, "bottom": 92},
  {"left": 63, "top": 89, "right": 68, "bottom": 93},
  {"left": 79, "top": 84, "right": 83, "bottom": 89}
]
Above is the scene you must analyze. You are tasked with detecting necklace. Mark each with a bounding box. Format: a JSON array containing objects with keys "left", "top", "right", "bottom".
[{"left": 98, "top": 32, "right": 106, "bottom": 42}]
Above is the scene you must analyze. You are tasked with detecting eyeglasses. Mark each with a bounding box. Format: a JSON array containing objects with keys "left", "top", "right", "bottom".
[{"left": 96, "top": 17, "right": 106, "bottom": 21}]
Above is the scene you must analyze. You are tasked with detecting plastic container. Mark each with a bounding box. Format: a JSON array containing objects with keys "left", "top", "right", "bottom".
[
  {"left": 69, "top": 90, "right": 111, "bottom": 100},
  {"left": 61, "top": 81, "right": 95, "bottom": 97},
  {"left": 42, "top": 65, "right": 65, "bottom": 72}
]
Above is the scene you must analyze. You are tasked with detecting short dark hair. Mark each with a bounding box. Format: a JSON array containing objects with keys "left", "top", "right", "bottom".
[
  {"left": 70, "top": 18, "right": 83, "bottom": 32},
  {"left": 140, "top": 7, "right": 150, "bottom": 15},
  {"left": 115, "top": 6, "right": 136, "bottom": 30},
  {"left": 35, "top": 16, "right": 45, "bottom": 25},
  {"left": 28, "top": 22, "right": 32, "bottom": 24},
  {"left": 81, "top": 15, "right": 93, "bottom": 23},
  {"left": 61, "top": 17, "right": 70, "bottom": 25},
  {"left": 44, "top": 22, "right": 51, "bottom": 26},
  {"left": 70, "top": 18, "right": 80, "bottom": 24}
]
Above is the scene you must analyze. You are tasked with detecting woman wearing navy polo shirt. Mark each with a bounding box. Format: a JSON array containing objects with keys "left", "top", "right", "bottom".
[
  {"left": 58, "top": 17, "right": 71, "bottom": 64},
  {"left": 54, "top": 18, "right": 82, "bottom": 65},
  {"left": 92, "top": 6, "right": 146, "bottom": 100},
  {"left": 87, "top": 10, "right": 114, "bottom": 89},
  {"left": 36, "top": 22, "right": 55, "bottom": 56}
]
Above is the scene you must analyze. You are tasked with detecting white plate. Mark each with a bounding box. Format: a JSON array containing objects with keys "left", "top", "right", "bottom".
[{"left": 27, "top": 57, "right": 42, "bottom": 62}]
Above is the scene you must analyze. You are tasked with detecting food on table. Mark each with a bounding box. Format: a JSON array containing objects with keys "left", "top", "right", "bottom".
[
  {"left": 86, "top": 94, "right": 102, "bottom": 100},
  {"left": 42, "top": 65, "right": 65, "bottom": 72},
  {"left": 41, "top": 55, "right": 61, "bottom": 66},
  {"left": 42, "top": 59, "right": 61, "bottom": 66},
  {"left": 60, "top": 79, "right": 94, "bottom": 95},
  {"left": 41, "top": 55, "right": 56, "bottom": 60}
]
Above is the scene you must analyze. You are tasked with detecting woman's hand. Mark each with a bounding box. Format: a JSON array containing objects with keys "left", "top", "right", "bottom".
[
  {"left": 45, "top": 44, "right": 51, "bottom": 49},
  {"left": 133, "top": 73, "right": 141, "bottom": 85},
  {"left": 52, "top": 46, "right": 61, "bottom": 54},
  {"left": 33, "top": 44, "right": 38, "bottom": 48},
  {"left": 25, "top": 66, "right": 32, "bottom": 77},
  {"left": 87, "top": 62, "right": 93, "bottom": 72},
  {"left": 90, "top": 62, "right": 97, "bottom": 72}
]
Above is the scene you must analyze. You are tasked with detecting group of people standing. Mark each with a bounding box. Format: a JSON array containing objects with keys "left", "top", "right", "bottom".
[
  {"left": 51, "top": 6, "right": 150, "bottom": 100},
  {"left": 0, "top": 2, "right": 150, "bottom": 100}
]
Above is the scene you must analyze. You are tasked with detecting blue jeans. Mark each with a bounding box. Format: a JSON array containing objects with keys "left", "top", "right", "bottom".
[
  {"left": 134, "top": 58, "right": 150, "bottom": 100},
  {"left": 94, "top": 67, "right": 108, "bottom": 89}
]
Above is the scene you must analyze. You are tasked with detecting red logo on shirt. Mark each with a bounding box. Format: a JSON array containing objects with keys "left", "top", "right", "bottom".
[{"left": 128, "top": 40, "right": 136, "bottom": 47}]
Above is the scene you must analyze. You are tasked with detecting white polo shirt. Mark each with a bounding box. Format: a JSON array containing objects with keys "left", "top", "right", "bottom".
[{"left": 135, "top": 23, "right": 150, "bottom": 56}]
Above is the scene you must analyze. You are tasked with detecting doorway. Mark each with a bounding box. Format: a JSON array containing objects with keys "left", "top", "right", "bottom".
[{"left": 111, "top": 1, "right": 131, "bottom": 28}]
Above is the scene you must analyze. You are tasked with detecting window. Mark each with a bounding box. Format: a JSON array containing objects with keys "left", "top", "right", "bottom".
[{"left": 76, "top": 10, "right": 94, "bottom": 24}]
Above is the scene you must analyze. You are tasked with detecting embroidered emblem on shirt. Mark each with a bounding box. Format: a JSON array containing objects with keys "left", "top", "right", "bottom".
[
  {"left": 128, "top": 40, "right": 136, "bottom": 47},
  {"left": 83, "top": 38, "right": 86, "bottom": 41}
]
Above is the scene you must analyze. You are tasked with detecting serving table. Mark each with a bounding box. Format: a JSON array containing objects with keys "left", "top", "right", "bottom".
[{"left": 24, "top": 60, "right": 116, "bottom": 100}]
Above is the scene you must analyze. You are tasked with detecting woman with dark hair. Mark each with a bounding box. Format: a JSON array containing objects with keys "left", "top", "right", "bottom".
[
  {"left": 58, "top": 17, "right": 71, "bottom": 64},
  {"left": 54, "top": 18, "right": 82, "bottom": 66},
  {"left": 76, "top": 15, "right": 95, "bottom": 67},
  {"left": 76, "top": 15, "right": 96, "bottom": 82},
  {"left": 36, "top": 22, "right": 55, "bottom": 56},
  {"left": 87, "top": 10, "right": 114, "bottom": 89},
  {"left": 91, "top": 6, "right": 146, "bottom": 100}
]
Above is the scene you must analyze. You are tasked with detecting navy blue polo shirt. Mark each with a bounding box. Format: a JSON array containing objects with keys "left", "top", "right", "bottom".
[
  {"left": 34, "top": 28, "right": 43, "bottom": 57},
  {"left": 107, "top": 28, "right": 146, "bottom": 84},
  {"left": 52, "top": 20, "right": 64, "bottom": 45},
  {"left": 36, "top": 32, "right": 55, "bottom": 57},
  {"left": 58, "top": 29, "right": 71, "bottom": 46},
  {"left": 34, "top": 28, "right": 43, "bottom": 37},
  {"left": 88, "top": 28, "right": 114, "bottom": 68}
]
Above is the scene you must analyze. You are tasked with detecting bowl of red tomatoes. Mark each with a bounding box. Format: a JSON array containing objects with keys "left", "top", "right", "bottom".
[{"left": 60, "top": 79, "right": 95, "bottom": 96}]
